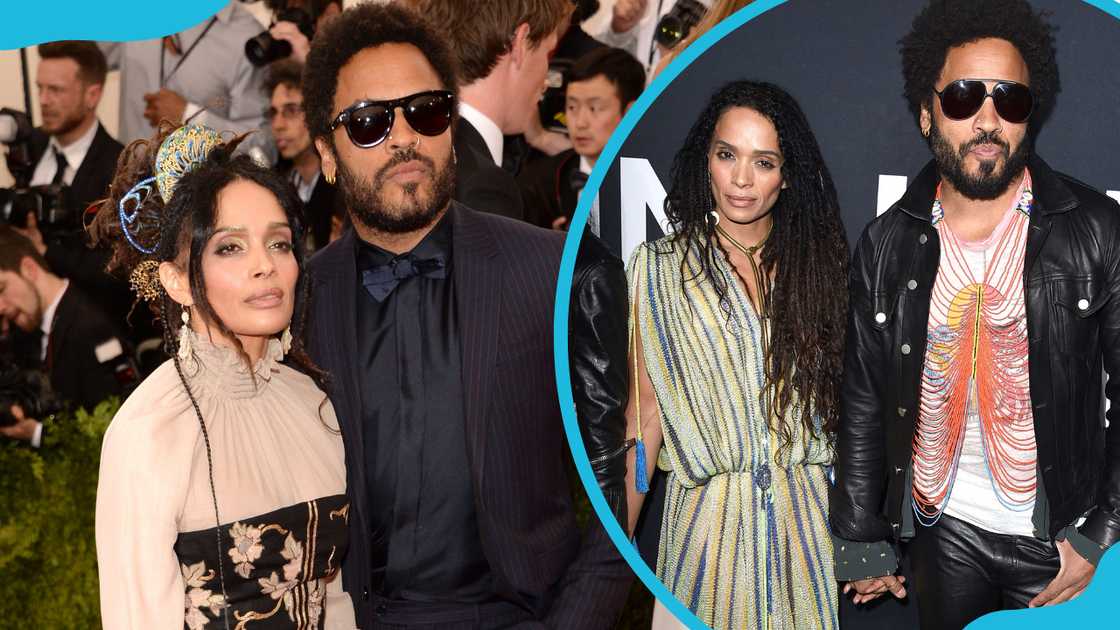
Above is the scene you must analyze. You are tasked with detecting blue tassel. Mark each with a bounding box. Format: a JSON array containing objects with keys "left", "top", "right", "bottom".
[{"left": 635, "top": 438, "right": 650, "bottom": 493}]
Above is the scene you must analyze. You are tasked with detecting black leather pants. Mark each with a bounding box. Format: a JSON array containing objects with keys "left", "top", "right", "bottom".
[{"left": 907, "top": 513, "right": 1060, "bottom": 630}]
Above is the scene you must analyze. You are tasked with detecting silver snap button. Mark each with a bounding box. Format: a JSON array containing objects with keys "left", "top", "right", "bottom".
[
  {"left": 901, "top": 343, "right": 911, "bottom": 355},
  {"left": 919, "top": 234, "right": 928, "bottom": 245},
  {"left": 874, "top": 312, "right": 886, "bottom": 324},
  {"left": 1078, "top": 298, "right": 1090, "bottom": 311},
  {"left": 894, "top": 466, "right": 903, "bottom": 474},
  {"left": 907, "top": 280, "right": 918, "bottom": 290},
  {"left": 897, "top": 407, "right": 906, "bottom": 417}
]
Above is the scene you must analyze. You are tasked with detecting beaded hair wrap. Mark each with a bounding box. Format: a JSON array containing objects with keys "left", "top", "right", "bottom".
[{"left": 118, "top": 125, "right": 225, "bottom": 300}]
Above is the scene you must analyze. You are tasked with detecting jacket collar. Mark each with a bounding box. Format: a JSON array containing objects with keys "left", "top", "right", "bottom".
[{"left": 896, "top": 153, "right": 1078, "bottom": 223}]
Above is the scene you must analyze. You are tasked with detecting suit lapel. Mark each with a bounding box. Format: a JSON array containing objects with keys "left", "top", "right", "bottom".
[
  {"left": 452, "top": 204, "right": 503, "bottom": 488},
  {"left": 315, "top": 231, "right": 364, "bottom": 455},
  {"left": 46, "top": 286, "right": 78, "bottom": 369}
]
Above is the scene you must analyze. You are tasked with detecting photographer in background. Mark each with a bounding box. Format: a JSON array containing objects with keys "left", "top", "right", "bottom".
[
  {"left": 99, "top": 1, "right": 268, "bottom": 147},
  {"left": 256, "top": 0, "right": 342, "bottom": 66},
  {"left": 7, "top": 41, "right": 148, "bottom": 347},
  {"left": 519, "top": 46, "right": 644, "bottom": 231},
  {"left": 595, "top": 0, "right": 712, "bottom": 72},
  {"left": 0, "top": 227, "right": 135, "bottom": 447},
  {"left": 265, "top": 59, "right": 341, "bottom": 251},
  {"left": 26, "top": 41, "right": 121, "bottom": 218}
]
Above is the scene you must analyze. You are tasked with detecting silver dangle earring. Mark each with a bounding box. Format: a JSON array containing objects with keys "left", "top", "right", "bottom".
[
  {"left": 280, "top": 326, "right": 293, "bottom": 356},
  {"left": 178, "top": 307, "right": 193, "bottom": 361}
]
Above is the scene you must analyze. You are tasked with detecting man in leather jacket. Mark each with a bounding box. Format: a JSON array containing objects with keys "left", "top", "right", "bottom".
[
  {"left": 830, "top": 2, "right": 1120, "bottom": 628},
  {"left": 569, "top": 233, "right": 631, "bottom": 528}
]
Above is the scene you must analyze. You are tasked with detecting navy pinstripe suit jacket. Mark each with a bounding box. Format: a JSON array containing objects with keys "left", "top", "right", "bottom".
[{"left": 307, "top": 203, "right": 632, "bottom": 629}]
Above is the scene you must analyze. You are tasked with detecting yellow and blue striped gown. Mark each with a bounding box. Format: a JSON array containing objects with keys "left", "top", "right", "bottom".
[{"left": 629, "top": 238, "right": 837, "bottom": 630}]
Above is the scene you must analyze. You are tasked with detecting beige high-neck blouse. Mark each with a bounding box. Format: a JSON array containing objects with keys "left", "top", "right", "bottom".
[{"left": 95, "top": 330, "right": 355, "bottom": 629}]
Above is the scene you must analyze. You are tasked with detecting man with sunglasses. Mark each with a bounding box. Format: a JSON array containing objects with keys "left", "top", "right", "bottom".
[
  {"left": 301, "top": 4, "right": 632, "bottom": 629},
  {"left": 830, "top": 1, "right": 1120, "bottom": 628}
]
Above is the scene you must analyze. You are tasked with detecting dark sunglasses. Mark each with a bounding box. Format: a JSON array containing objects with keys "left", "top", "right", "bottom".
[
  {"left": 329, "top": 90, "right": 456, "bottom": 148},
  {"left": 933, "top": 79, "right": 1033, "bottom": 124}
]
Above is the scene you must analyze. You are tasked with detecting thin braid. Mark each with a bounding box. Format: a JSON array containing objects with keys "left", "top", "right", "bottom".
[
  {"left": 162, "top": 293, "right": 232, "bottom": 630},
  {"left": 662, "top": 80, "right": 849, "bottom": 448}
]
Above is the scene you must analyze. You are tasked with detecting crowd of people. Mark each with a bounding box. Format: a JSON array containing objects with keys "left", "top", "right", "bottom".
[{"left": 1, "top": 0, "right": 1118, "bottom": 629}]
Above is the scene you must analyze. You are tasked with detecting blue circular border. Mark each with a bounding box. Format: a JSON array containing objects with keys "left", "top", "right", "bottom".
[{"left": 552, "top": 1, "right": 1120, "bottom": 629}]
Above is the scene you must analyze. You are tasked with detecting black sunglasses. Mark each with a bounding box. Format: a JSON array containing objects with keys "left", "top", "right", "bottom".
[
  {"left": 933, "top": 79, "right": 1033, "bottom": 124},
  {"left": 329, "top": 90, "right": 456, "bottom": 148}
]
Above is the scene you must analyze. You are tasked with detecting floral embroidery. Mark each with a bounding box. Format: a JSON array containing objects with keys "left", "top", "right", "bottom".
[
  {"left": 181, "top": 561, "right": 227, "bottom": 630},
  {"left": 255, "top": 532, "right": 309, "bottom": 622},
  {"left": 177, "top": 495, "right": 347, "bottom": 629},
  {"left": 228, "top": 522, "right": 266, "bottom": 579}
]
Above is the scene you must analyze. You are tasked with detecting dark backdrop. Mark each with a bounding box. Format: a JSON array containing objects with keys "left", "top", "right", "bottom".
[{"left": 596, "top": 0, "right": 1120, "bottom": 262}]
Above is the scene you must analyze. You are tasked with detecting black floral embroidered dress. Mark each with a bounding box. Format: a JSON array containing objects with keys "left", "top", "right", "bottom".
[{"left": 96, "top": 331, "right": 355, "bottom": 629}]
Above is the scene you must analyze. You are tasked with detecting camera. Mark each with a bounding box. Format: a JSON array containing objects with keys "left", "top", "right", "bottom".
[
  {"left": 655, "top": 0, "right": 707, "bottom": 50},
  {"left": 245, "top": 7, "right": 315, "bottom": 67},
  {"left": 0, "top": 108, "right": 35, "bottom": 186},
  {"left": 0, "top": 358, "right": 60, "bottom": 428},
  {"left": 0, "top": 185, "right": 74, "bottom": 230}
]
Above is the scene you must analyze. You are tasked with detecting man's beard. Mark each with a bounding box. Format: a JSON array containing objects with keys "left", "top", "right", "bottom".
[
  {"left": 929, "top": 121, "right": 1030, "bottom": 201},
  {"left": 336, "top": 146, "right": 455, "bottom": 234},
  {"left": 42, "top": 107, "right": 85, "bottom": 138}
]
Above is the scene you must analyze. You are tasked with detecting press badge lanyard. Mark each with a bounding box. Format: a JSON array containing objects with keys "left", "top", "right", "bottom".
[{"left": 159, "top": 17, "right": 218, "bottom": 87}]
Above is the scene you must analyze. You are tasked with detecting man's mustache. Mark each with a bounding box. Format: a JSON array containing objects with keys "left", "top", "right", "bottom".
[
  {"left": 960, "top": 130, "right": 1009, "bottom": 157},
  {"left": 373, "top": 147, "right": 436, "bottom": 183}
]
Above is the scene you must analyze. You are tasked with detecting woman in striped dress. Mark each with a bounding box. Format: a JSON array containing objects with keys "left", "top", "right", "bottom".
[{"left": 624, "top": 81, "right": 849, "bottom": 629}]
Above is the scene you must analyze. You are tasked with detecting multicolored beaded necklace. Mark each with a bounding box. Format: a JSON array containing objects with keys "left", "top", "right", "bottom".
[{"left": 911, "top": 170, "right": 1038, "bottom": 525}]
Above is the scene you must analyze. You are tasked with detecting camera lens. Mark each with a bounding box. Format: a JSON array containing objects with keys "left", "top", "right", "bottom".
[{"left": 245, "top": 32, "right": 293, "bottom": 67}]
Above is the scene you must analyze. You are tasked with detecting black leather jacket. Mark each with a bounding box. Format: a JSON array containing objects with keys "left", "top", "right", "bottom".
[
  {"left": 568, "top": 234, "right": 630, "bottom": 527},
  {"left": 830, "top": 155, "right": 1120, "bottom": 552}
]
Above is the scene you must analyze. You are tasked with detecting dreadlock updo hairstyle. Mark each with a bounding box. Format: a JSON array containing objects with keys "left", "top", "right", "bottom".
[
  {"left": 899, "top": 0, "right": 1059, "bottom": 131},
  {"left": 661, "top": 80, "right": 849, "bottom": 444},
  {"left": 89, "top": 122, "right": 327, "bottom": 626},
  {"left": 89, "top": 122, "right": 321, "bottom": 385}
]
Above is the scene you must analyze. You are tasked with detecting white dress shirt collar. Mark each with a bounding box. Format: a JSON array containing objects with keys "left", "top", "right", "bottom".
[
  {"left": 32, "top": 120, "right": 99, "bottom": 187},
  {"left": 457, "top": 102, "right": 504, "bottom": 166}
]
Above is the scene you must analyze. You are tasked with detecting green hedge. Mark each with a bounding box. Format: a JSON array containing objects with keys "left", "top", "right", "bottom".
[{"left": 0, "top": 399, "right": 116, "bottom": 629}]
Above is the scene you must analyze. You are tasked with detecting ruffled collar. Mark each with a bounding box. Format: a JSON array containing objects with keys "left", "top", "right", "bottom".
[{"left": 179, "top": 328, "right": 283, "bottom": 399}]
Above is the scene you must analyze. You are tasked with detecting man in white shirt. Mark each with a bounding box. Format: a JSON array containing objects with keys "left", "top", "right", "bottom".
[
  {"left": 404, "top": 0, "right": 572, "bottom": 221},
  {"left": 14, "top": 42, "right": 139, "bottom": 346},
  {"left": 594, "top": 0, "right": 712, "bottom": 72},
  {"left": 24, "top": 41, "right": 122, "bottom": 215},
  {"left": 98, "top": 1, "right": 269, "bottom": 152}
]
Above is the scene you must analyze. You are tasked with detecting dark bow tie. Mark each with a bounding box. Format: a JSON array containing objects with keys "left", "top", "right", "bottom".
[{"left": 362, "top": 254, "right": 447, "bottom": 302}]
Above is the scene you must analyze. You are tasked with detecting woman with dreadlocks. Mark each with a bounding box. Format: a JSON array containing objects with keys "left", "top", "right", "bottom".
[
  {"left": 91, "top": 124, "right": 354, "bottom": 629},
  {"left": 624, "top": 81, "right": 848, "bottom": 629}
]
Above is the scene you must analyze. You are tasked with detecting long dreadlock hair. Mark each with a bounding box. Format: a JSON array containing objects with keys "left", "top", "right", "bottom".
[{"left": 662, "top": 80, "right": 849, "bottom": 445}]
